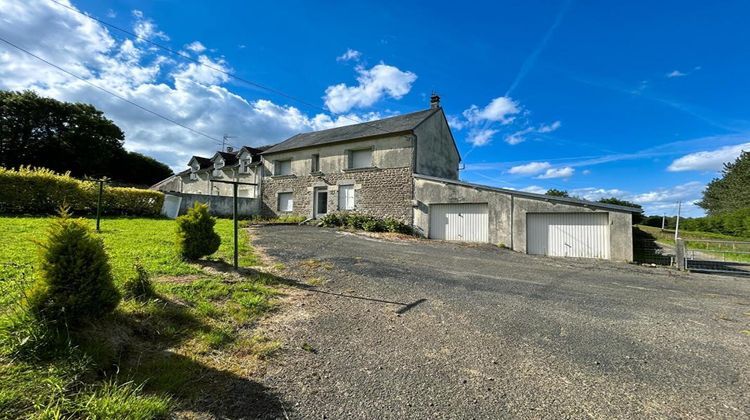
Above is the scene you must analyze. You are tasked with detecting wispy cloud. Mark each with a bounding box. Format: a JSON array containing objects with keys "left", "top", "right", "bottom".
[
  {"left": 508, "top": 161, "right": 551, "bottom": 175},
  {"left": 336, "top": 48, "right": 361, "bottom": 62},
  {"left": 666, "top": 70, "right": 686, "bottom": 78},
  {"left": 536, "top": 166, "right": 574, "bottom": 179},
  {"left": 324, "top": 63, "right": 417, "bottom": 113},
  {"left": 505, "top": 0, "right": 572, "bottom": 96},
  {"left": 668, "top": 142, "right": 750, "bottom": 172}
]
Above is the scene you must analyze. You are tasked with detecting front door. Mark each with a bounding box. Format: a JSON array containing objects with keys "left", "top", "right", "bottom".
[{"left": 314, "top": 188, "right": 328, "bottom": 218}]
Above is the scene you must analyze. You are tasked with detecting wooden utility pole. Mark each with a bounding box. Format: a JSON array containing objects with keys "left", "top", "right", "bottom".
[{"left": 211, "top": 180, "right": 257, "bottom": 269}]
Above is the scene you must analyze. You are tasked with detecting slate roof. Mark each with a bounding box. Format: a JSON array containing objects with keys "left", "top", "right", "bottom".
[
  {"left": 263, "top": 108, "right": 439, "bottom": 154},
  {"left": 215, "top": 151, "right": 239, "bottom": 166},
  {"left": 189, "top": 156, "right": 213, "bottom": 170},
  {"left": 413, "top": 174, "right": 643, "bottom": 213}
]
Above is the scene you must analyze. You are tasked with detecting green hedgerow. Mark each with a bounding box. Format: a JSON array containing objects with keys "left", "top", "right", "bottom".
[
  {"left": 27, "top": 208, "right": 120, "bottom": 326},
  {"left": 122, "top": 262, "right": 155, "bottom": 301},
  {"left": 175, "top": 202, "right": 221, "bottom": 260}
]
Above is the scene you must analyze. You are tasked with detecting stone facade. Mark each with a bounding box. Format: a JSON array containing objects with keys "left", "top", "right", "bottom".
[{"left": 261, "top": 167, "right": 413, "bottom": 222}]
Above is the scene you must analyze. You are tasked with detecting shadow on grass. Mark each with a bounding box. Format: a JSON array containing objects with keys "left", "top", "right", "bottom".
[{"left": 65, "top": 292, "right": 288, "bottom": 419}]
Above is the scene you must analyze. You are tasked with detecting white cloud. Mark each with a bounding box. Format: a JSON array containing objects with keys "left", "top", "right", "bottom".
[
  {"left": 666, "top": 70, "right": 686, "bottom": 78},
  {"left": 185, "top": 41, "right": 206, "bottom": 53},
  {"left": 508, "top": 161, "right": 551, "bottom": 175},
  {"left": 466, "top": 129, "right": 498, "bottom": 146},
  {"left": 569, "top": 187, "right": 626, "bottom": 201},
  {"left": 446, "top": 114, "right": 465, "bottom": 131},
  {"left": 520, "top": 185, "right": 547, "bottom": 194},
  {"left": 323, "top": 63, "right": 417, "bottom": 113},
  {"left": 536, "top": 166, "right": 574, "bottom": 179},
  {"left": 336, "top": 48, "right": 361, "bottom": 62},
  {"left": 667, "top": 142, "right": 750, "bottom": 172},
  {"left": 505, "top": 127, "right": 533, "bottom": 145},
  {"left": 629, "top": 181, "right": 704, "bottom": 216},
  {"left": 0, "top": 0, "right": 381, "bottom": 170},
  {"left": 463, "top": 96, "right": 520, "bottom": 124},
  {"left": 538, "top": 120, "right": 561, "bottom": 133},
  {"left": 132, "top": 10, "right": 168, "bottom": 42},
  {"left": 582, "top": 169, "right": 591, "bottom": 175}
]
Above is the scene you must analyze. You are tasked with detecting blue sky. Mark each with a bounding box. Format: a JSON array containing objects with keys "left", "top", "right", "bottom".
[{"left": 2, "top": 1, "right": 749, "bottom": 216}]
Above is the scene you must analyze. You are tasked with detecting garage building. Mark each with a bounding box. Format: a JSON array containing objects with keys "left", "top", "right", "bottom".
[{"left": 413, "top": 174, "right": 638, "bottom": 262}]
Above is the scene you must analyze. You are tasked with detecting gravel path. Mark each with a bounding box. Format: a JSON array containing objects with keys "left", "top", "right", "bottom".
[{"left": 253, "top": 225, "right": 750, "bottom": 419}]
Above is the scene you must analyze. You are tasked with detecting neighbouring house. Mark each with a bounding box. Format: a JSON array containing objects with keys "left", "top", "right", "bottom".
[
  {"left": 152, "top": 145, "right": 267, "bottom": 197},
  {"left": 153, "top": 95, "right": 640, "bottom": 261}
]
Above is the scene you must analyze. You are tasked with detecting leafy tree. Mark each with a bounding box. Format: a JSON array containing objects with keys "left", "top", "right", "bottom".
[
  {"left": 0, "top": 90, "right": 172, "bottom": 186},
  {"left": 698, "top": 151, "right": 750, "bottom": 214},
  {"left": 598, "top": 197, "right": 644, "bottom": 223},
  {"left": 176, "top": 203, "right": 221, "bottom": 260},
  {"left": 27, "top": 208, "right": 120, "bottom": 325},
  {"left": 545, "top": 189, "right": 569, "bottom": 197}
]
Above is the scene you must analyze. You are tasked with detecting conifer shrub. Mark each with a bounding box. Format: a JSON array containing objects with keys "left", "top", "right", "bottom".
[
  {"left": 122, "top": 262, "right": 155, "bottom": 301},
  {"left": 27, "top": 209, "right": 120, "bottom": 326},
  {"left": 175, "top": 202, "right": 221, "bottom": 260}
]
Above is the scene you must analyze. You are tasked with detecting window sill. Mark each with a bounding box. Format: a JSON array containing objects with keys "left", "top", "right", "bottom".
[
  {"left": 342, "top": 167, "right": 379, "bottom": 173},
  {"left": 310, "top": 171, "right": 324, "bottom": 176},
  {"left": 270, "top": 174, "right": 296, "bottom": 179}
]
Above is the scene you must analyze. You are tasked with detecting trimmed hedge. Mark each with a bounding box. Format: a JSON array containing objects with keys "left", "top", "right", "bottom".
[{"left": 0, "top": 166, "right": 164, "bottom": 216}]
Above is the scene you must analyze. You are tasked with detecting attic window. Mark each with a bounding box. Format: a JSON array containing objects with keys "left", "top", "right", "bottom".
[{"left": 214, "top": 159, "right": 224, "bottom": 170}]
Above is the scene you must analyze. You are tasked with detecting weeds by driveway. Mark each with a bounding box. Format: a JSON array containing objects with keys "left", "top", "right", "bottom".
[{"left": 255, "top": 225, "right": 750, "bottom": 419}]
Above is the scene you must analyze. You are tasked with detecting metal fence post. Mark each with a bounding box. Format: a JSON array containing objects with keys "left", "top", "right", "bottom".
[{"left": 675, "top": 238, "right": 686, "bottom": 270}]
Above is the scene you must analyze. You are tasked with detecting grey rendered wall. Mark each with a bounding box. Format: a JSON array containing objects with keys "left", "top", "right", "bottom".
[
  {"left": 511, "top": 197, "right": 633, "bottom": 262},
  {"left": 413, "top": 178, "right": 634, "bottom": 262},
  {"left": 167, "top": 192, "right": 260, "bottom": 217},
  {"left": 413, "top": 178, "right": 513, "bottom": 245},
  {"left": 412, "top": 110, "right": 460, "bottom": 180}
]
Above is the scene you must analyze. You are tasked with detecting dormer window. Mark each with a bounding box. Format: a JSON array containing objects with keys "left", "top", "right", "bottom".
[
  {"left": 241, "top": 156, "right": 253, "bottom": 173},
  {"left": 190, "top": 172, "right": 198, "bottom": 180},
  {"left": 214, "top": 158, "right": 225, "bottom": 170}
]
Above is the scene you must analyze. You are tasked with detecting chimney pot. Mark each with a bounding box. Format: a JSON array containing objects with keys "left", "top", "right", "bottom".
[{"left": 430, "top": 93, "right": 441, "bottom": 109}]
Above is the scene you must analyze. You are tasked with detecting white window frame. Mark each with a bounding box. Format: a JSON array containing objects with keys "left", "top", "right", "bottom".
[
  {"left": 349, "top": 148, "right": 373, "bottom": 169},
  {"left": 213, "top": 158, "right": 225, "bottom": 170},
  {"left": 277, "top": 192, "right": 293, "bottom": 212},
  {"left": 189, "top": 172, "right": 198, "bottom": 180},
  {"left": 338, "top": 185, "right": 355, "bottom": 210},
  {"left": 275, "top": 159, "right": 292, "bottom": 176}
]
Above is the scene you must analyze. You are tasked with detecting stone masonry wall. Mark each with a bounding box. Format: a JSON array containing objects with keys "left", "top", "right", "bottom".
[{"left": 261, "top": 167, "right": 413, "bottom": 223}]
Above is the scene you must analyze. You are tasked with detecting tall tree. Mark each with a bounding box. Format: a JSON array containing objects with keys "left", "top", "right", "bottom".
[
  {"left": 0, "top": 90, "right": 172, "bottom": 185},
  {"left": 698, "top": 151, "right": 750, "bottom": 214}
]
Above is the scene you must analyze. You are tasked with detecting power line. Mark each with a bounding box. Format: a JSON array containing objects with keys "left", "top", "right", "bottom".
[
  {"left": 0, "top": 36, "right": 226, "bottom": 147},
  {"left": 47, "top": 0, "right": 394, "bottom": 135}
]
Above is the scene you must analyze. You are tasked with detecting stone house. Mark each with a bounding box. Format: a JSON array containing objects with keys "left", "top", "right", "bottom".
[
  {"left": 154, "top": 95, "right": 639, "bottom": 261},
  {"left": 259, "top": 97, "right": 458, "bottom": 223}
]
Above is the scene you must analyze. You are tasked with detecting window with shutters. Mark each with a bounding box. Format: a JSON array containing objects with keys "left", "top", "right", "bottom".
[
  {"left": 277, "top": 192, "right": 293, "bottom": 212},
  {"left": 338, "top": 185, "right": 355, "bottom": 210},
  {"left": 349, "top": 149, "right": 372, "bottom": 169}
]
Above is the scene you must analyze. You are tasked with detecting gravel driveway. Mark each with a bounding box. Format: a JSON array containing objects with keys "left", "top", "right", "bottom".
[{"left": 252, "top": 225, "right": 750, "bottom": 419}]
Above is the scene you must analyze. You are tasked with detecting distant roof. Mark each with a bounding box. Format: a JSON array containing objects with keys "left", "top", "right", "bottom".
[
  {"left": 188, "top": 156, "right": 212, "bottom": 170},
  {"left": 214, "top": 151, "right": 239, "bottom": 166},
  {"left": 413, "top": 174, "right": 643, "bottom": 213},
  {"left": 263, "top": 108, "right": 439, "bottom": 154}
]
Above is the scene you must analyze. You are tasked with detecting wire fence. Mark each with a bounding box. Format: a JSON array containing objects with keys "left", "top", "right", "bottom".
[
  {"left": 684, "top": 239, "right": 750, "bottom": 275},
  {"left": 633, "top": 238, "right": 675, "bottom": 266}
]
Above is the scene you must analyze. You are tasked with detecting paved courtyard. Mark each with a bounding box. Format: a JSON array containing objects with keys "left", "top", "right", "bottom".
[{"left": 253, "top": 225, "right": 750, "bottom": 419}]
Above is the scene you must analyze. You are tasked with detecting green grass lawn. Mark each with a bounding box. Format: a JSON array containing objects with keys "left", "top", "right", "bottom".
[{"left": 0, "top": 215, "right": 281, "bottom": 419}]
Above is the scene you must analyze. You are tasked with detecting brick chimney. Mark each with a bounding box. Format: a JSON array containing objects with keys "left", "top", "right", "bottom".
[{"left": 430, "top": 93, "right": 441, "bottom": 109}]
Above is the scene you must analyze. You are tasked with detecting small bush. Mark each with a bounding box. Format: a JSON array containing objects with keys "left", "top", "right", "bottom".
[
  {"left": 27, "top": 209, "right": 120, "bottom": 326},
  {"left": 319, "top": 212, "right": 412, "bottom": 234},
  {"left": 176, "top": 202, "right": 221, "bottom": 260},
  {"left": 122, "top": 262, "right": 155, "bottom": 301}
]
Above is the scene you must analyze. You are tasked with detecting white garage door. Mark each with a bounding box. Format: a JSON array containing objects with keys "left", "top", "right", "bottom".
[
  {"left": 429, "top": 203, "right": 488, "bottom": 242},
  {"left": 527, "top": 213, "right": 610, "bottom": 259}
]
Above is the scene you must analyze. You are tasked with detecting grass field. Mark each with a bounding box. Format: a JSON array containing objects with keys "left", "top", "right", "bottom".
[
  {"left": 0, "top": 215, "right": 282, "bottom": 418},
  {"left": 635, "top": 225, "right": 750, "bottom": 263}
]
